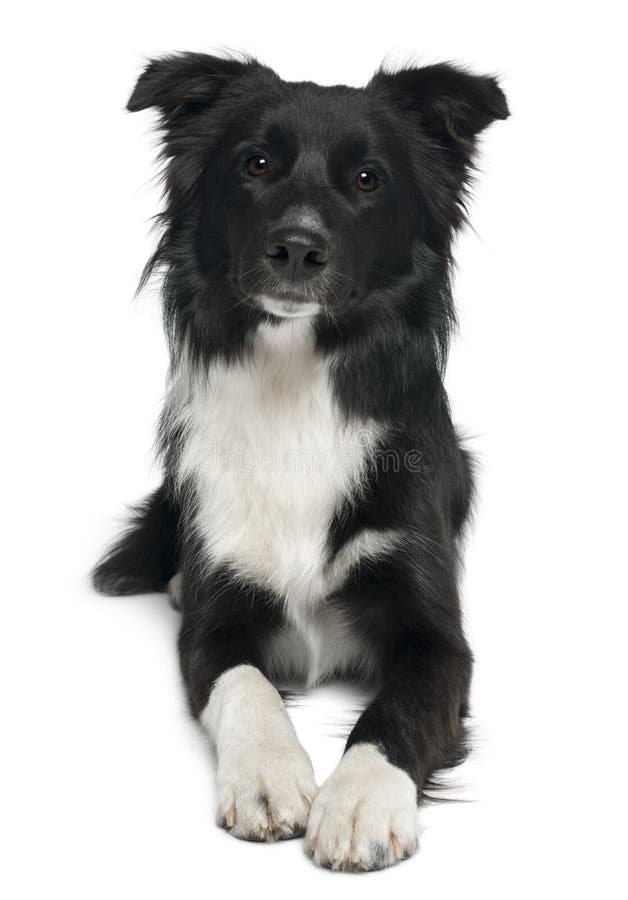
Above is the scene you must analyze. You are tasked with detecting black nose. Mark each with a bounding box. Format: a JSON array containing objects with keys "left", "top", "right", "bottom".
[{"left": 266, "top": 228, "right": 329, "bottom": 281}]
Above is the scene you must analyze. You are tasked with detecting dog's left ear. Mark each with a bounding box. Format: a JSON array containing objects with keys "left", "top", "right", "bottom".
[{"left": 370, "top": 62, "right": 509, "bottom": 144}]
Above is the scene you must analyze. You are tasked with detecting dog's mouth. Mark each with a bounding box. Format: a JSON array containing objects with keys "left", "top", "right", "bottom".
[
  {"left": 236, "top": 260, "right": 355, "bottom": 320},
  {"left": 238, "top": 269, "right": 326, "bottom": 319}
]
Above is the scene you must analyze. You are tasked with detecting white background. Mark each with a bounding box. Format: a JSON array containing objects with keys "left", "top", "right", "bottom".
[{"left": 2, "top": 2, "right": 626, "bottom": 897}]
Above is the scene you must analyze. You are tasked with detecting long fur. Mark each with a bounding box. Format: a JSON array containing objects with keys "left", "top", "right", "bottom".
[{"left": 93, "top": 52, "right": 508, "bottom": 869}]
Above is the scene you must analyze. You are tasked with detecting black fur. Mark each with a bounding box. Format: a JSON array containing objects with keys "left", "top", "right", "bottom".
[
  {"left": 94, "top": 53, "right": 507, "bottom": 814},
  {"left": 93, "top": 483, "right": 180, "bottom": 595}
]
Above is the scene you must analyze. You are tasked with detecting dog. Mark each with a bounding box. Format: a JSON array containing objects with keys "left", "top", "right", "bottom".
[{"left": 93, "top": 52, "right": 508, "bottom": 871}]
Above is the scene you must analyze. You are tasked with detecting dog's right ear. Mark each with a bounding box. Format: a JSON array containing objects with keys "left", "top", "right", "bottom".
[{"left": 127, "top": 52, "right": 259, "bottom": 122}]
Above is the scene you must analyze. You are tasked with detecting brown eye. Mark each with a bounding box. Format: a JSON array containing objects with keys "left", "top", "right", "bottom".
[
  {"left": 245, "top": 155, "right": 269, "bottom": 176},
  {"left": 356, "top": 169, "right": 380, "bottom": 192}
]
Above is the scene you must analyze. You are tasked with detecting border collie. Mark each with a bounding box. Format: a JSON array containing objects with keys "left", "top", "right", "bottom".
[{"left": 93, "top": 53, "right": 508, "bottom": 871}]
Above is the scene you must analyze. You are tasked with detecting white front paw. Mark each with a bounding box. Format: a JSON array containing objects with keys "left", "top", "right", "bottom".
[
  {"left": 216, "top": 742, "right": 317, "bottom": 842},
  {"left": 305, "top": 743, "right": 419, "bottom": 871}
]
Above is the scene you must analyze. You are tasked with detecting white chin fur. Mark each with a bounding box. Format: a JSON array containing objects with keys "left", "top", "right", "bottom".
[{"left": 257, "top": 294, "right": 321, "bottom": 319}]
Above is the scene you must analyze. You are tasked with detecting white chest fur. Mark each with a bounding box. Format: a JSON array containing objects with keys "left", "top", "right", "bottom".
[{"left": 170, "top": 319, "right": 397, "bottom": 684}]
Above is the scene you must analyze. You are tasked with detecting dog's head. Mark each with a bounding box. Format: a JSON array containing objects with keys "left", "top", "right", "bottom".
[{"left": 129, "top": 53, "right": 507, "bottom": 339}]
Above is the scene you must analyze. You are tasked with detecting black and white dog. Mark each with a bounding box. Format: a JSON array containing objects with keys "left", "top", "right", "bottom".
[{"left": 93, "top": 53, "right": 508, "bottom": 871}]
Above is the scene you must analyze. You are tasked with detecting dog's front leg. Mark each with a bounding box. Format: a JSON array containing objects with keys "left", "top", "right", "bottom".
[
  {"left": 305, "top": 636, "right": 472, "bottom": 871},
  {"left": 178, "top": 616, "right": 316, "bottom": 841}
]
